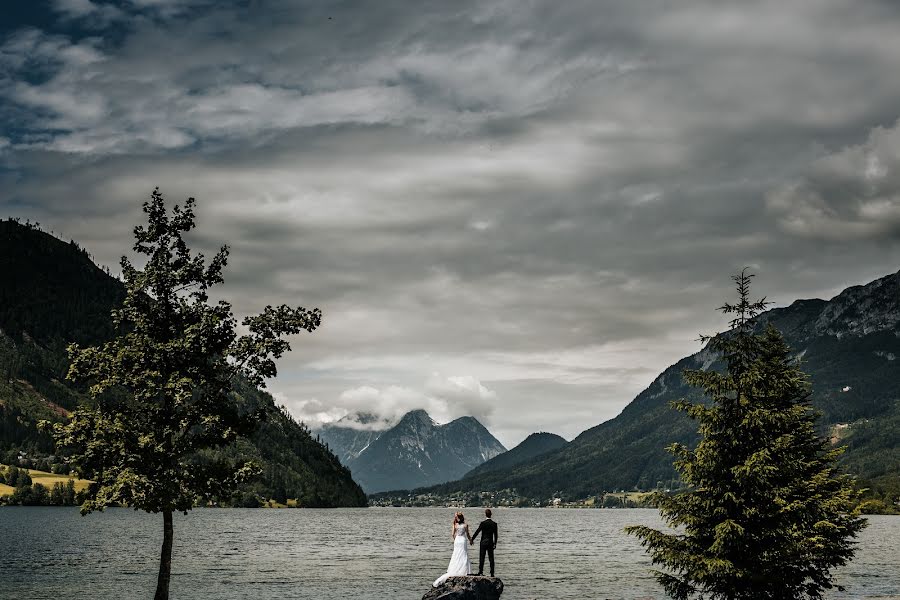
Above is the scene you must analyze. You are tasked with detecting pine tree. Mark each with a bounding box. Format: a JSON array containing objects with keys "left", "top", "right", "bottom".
[
  {"left": 626, "top": 270, "right": 866, "bottom": 600},
  {"left": 46, "top": 189, "right": 322, "bottom": 600}
]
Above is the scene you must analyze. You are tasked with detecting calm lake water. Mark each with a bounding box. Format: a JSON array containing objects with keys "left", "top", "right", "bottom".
[{"left": 1, "top": 507, "right": 898, "bottom": 600}]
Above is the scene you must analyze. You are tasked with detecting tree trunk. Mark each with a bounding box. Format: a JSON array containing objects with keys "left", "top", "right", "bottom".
[{"left": 154, "top": 510, "right": 174, "bottom": 600}]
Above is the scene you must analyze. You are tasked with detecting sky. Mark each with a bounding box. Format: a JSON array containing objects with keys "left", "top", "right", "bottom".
[{"left": 2, "top": 0, "right": 900, "bottom": 447}]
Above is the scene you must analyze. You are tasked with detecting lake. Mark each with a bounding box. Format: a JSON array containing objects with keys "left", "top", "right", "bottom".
[{"left": 1, "top": 507, "right": 898, "bottom": 599}]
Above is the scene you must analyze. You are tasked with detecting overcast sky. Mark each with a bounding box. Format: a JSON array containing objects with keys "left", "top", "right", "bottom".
[{"left": 3, "top": 1, "right": 900, "bottom": 446}]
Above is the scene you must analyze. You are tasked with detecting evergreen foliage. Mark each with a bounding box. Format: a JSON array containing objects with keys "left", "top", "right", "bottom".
[
  {"left": 0, "top": 218, "right": 125, "bottom": 348},
  {"left": 44, "top": 189, "right": 324, "bottom": 600},
  {"left": 626, "top": 271, "right": 866, "bottom": 600}
]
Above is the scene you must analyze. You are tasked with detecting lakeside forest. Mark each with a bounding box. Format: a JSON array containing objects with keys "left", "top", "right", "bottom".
[{"left": 0, "top": 193, "right": 896, "bottom": 599}]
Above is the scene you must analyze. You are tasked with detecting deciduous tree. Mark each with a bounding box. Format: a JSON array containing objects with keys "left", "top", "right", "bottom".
[{"left": 47, "top": 188, "right": 321, "bottom": 600}]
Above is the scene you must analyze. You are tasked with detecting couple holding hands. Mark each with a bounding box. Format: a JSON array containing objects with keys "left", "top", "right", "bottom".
[{"left": 432, "top": 508, "right": 499, "bottom": 588}]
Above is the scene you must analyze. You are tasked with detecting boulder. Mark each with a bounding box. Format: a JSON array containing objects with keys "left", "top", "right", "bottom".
[{"left": 422, "top": 576, "right": 504, "bottom": 600}]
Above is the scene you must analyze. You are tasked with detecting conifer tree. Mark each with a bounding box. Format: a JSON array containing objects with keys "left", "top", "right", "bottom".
[
  {"left": 46, "top": 189, "right": 321, "bottom": 600},
  {"left": 626, "top": 270, "right": 866, "bottom": 600}
]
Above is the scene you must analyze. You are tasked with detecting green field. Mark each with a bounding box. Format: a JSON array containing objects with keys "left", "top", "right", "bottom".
[
  {"left": 1, "top": 464, "right": 93, "bottom": 493},
  {"left": 602, "top": 491, "right": 653, "bottom": 500},
  {"left": 601, "top": 491, "right": 655, "bottom": 506}
]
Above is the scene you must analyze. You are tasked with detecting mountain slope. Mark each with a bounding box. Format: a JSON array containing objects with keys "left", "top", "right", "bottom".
[
  {"left": 463, "top": 432, "right": 567, "bottom": 479},
  {"left": 320, "top": 409, "right": 506, "bottom": 493},
  {"left": 0, "top": 220, "right": 366, "bottom": 507},
  {"left": 0, "top": 220, "right": 125, "bottom": 349},
  {"left": 318, "top": 413, "right": 387, "bottom": 464},
  {"left": 428, "top": 270, "right": 900, "bottom": 499}
]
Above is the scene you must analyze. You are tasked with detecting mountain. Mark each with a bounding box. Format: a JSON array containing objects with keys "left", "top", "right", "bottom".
[
  {"left": 318, "top": 409, "right": 507, "bottom": 493},
  {"left": 0, "top": 219, "right": 366, "bottom": 507},
  {"left": 318, "top": 413, "right": 386, "bottom": 464},
  {"left": 462, "top": 432, "right": 568, "bottom": 479},
  {"left": 425, "top": 270, "right": 900, "bottom": 500}
]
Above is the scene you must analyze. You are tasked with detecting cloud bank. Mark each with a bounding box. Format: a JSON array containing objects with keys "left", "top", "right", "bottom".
[{"left": 2, "top": 1, "right": 900, "bottom": 446}]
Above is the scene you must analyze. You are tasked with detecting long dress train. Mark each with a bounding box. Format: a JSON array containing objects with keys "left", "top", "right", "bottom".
[{"left": 433, "top": 523, "right": 472, "bottom": 587}]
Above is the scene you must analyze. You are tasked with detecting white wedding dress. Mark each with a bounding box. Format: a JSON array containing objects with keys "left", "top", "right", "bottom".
[{"left": 433, "top": 523, "right": 472, "bottom": 587}]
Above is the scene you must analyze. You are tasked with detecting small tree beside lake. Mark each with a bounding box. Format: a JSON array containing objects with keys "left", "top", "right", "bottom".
[
  {"left": 46, "top": 189, "right": 322, "bottom": 600},
  {"left": 626, "top": 270, "right": 866, "bottom": 600}
]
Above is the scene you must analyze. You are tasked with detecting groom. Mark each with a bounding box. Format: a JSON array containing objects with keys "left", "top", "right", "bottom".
[{"left": 470, "top": 508, "right": 498, "bottom": 577}]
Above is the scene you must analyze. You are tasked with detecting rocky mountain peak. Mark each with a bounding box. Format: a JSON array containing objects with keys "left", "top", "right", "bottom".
[
  {"left": 813, "top": 269, "right": 900, "bottom": 337},
  {"left": 398, "top": 409, "right": 436, "bottom": 427},
  {"left": 319, "top": 409, "right": 506, "bottom": 493}
]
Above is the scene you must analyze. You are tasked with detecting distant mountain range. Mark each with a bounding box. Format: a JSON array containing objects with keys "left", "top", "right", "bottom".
[
  {"left": 0, "top": 220, "right": 366, "bottom": 507},
  {"left": 424, "top": 269, "right": 900, "bottom": 500},
  {"left": 317, "top": 409, "right": 507, "bottom": 493}
]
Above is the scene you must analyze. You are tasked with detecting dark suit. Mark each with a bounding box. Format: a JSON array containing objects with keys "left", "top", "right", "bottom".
[{"left": 471, "top": 518, "right": 498, "bottom": 576}]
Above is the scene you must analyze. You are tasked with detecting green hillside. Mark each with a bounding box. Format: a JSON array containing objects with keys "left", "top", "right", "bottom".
[
  {"left": 462, "top": 432, "right": 567, "bottom": 479},
  {"left": 0, "top": 219, "right": 365, "bottom": 507}
]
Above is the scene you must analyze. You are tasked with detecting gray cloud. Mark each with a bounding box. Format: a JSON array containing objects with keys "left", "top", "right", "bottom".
[
  {"left": 52, "top": 0, "right": 125, "bottom": 24},
  {"left": 284, "top": 373, "right": 499, "bottom": 433},
  {"left": 767, "top": 119, "right": 900, "bottom": 241},
  {"left": 2, "top": 1, "right": 900, "bottom": 444}
]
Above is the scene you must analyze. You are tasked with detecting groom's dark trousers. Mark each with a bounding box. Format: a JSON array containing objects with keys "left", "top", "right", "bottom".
[{"left": 471, "top": 518, "right": 498, "bottom": 576}]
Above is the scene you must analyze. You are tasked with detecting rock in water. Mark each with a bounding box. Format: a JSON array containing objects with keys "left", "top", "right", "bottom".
[{"left": 422, "top": 576, "right": 504, "bottom": 600}]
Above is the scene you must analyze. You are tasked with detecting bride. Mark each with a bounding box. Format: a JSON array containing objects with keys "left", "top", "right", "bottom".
[{"left": 432, "top": 512, "right": 473, "bottom": 587}]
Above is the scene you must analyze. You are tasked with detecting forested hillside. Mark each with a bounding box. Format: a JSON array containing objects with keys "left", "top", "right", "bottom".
[
  {"left": 462, "top": 432, "right": 567, "bottom": 478},
  {"left": 0, "top": 219, "right": 365, "bottom": 507}
]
